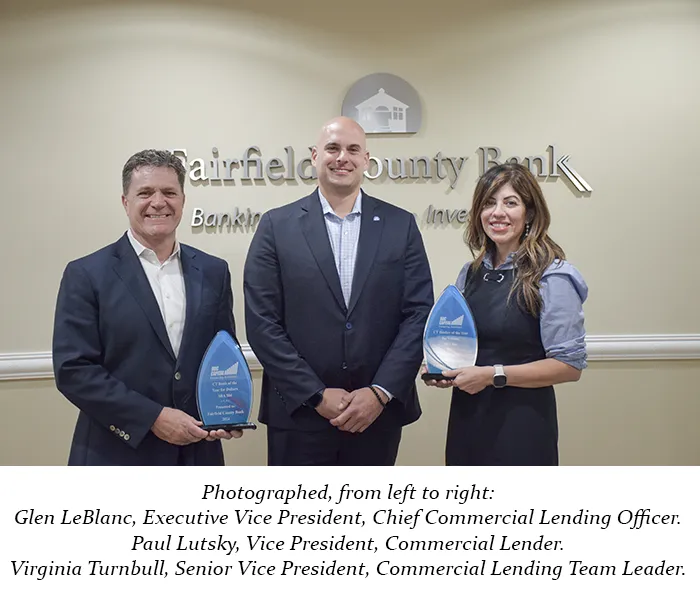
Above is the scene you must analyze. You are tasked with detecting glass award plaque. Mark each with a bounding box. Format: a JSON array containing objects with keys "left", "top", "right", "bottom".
[
  {"left": 421, "top": 285, "right": 478, "bottom": 381},
  {"left": 196, "top": 331, "right": 257, "bottom": 431}
]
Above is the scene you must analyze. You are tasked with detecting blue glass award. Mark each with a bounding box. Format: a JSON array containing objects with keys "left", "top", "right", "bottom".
[
  {"left": 421, "top": 285, "right": 478, "bottom": 381},
  {"left": 196, "top": 331, "right": 257, "bottom": 430}
]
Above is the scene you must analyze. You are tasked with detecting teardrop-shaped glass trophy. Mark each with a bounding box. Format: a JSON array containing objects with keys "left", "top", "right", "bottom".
[
  {"left": 196, "top": 331, "right": 257, "bottom": 430},
  {"left": 421, "top": 285, "right": 478, "bottom": 381}
]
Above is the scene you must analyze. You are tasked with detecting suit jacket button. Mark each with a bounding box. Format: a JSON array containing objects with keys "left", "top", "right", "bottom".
[
  {"left": 174, "top": 372, "right": 182, "bottom": 381},
  {"left": 124, "top": 434, "right": 130, "bottom": 441},
  {"left": 342, "top": 362, "right": 348, "bottom": 370},
  {"left": 109, "top": 425, "right": 116, "bottom": 432},
  {"left": 119, "top": 431, "right": 125, "bottom": 437},
  {"left": 345, "top": 322, "right": 352, "bottom": 330}
]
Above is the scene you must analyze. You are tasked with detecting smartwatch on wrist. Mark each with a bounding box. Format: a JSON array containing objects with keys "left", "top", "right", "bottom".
[{"left": 493, "top": 365, "right": 507, "bottom": 388}]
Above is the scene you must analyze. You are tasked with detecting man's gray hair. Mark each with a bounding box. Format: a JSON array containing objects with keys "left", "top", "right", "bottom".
[{"left": 122, "top": 149, "right": 186, "bottom": 194}]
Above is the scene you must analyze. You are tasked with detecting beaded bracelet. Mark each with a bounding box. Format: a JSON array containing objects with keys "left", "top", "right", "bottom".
[{"left": 369, "top": 385, "right": 387, "bottom": 408}]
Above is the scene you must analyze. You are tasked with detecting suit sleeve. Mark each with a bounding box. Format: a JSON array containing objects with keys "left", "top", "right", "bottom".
[
  {"left": 244, "top": 212, "right": 325, "bottom": 415},
  {"left": 215, "top": 265, "right": 237, "bottom": 342},
  {"left": 372, "top": 216, "right": 434, "bottom": 403},
  {"left": 52, "top": 262, "right": 163, "bottom": 449}
]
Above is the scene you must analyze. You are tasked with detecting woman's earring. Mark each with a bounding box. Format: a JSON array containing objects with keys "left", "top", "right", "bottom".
[{"left": 524, "top": 222, "right": 531, "bottom": 237}]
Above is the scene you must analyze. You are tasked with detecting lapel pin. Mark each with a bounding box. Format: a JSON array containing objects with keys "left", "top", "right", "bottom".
[{"left": 373, "top": 216, "right": 380, "bottom": 222}]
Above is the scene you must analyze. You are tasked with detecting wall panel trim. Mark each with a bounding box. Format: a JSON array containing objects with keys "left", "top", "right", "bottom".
[{"left": 1, "top": 335, "right": 698, "bottom": 381}]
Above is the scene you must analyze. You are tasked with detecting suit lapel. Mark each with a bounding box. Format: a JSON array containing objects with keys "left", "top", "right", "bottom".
[
  {"left": 112, "top": 234, "right": 176, "bottom": 361},
  {"left": 178, "top": 245, "right": 203, "bottom": 365},
  {"left": 300, "top": 191, "right": 346, "bottom": 311},
  {"left": 347, "top": 194, "right": 383, "bottom": 316}
]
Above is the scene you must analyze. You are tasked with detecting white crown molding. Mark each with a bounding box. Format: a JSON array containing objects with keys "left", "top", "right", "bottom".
[
  {"left": 585, "top": 334, "right": 700, "bottom": 361},
  {"left": 0, "top": 335, "right": 698, "bottom": 382},
  {"left": 0, "top": 351, "right": 54, "bottom": 381},
  {"left": 0, "top": 345, "right": 261, "bottom": 382}
]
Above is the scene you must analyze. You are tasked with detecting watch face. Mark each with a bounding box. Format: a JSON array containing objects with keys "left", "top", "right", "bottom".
[{"left": 493, "top": 375, "right": 507, "bottom": 388}]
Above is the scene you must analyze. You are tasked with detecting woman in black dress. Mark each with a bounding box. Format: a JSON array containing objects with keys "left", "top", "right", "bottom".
[{"left": 425, "top": 163, "right": 588, "bottom": 465}]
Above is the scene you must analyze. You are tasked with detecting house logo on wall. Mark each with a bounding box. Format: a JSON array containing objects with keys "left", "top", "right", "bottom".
[{"left": 341, "top": 73, "right": 422, "bottom": 134}]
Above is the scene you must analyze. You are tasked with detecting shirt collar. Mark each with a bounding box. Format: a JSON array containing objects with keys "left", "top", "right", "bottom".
[
  {"left": 483, "top": 251, "right": 517, "bottom": 270},
  {"left": 127, "top": 229, "right": 180, "bottom": 263},
  {"left": 318, "top": 189, "right": 363, "bottom": 217}
]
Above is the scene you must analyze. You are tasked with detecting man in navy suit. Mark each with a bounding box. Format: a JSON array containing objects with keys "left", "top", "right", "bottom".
[
  {"left": 53, "top": 149, "right": 242, "bottom": 465},
  {"left": 244, "top": 117, "right": 433, "bottom": 465}
]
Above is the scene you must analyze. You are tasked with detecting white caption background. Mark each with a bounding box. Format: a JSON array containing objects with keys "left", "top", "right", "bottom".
[{"left": 1, "top": 467, "right": 697, "bottom": 599}]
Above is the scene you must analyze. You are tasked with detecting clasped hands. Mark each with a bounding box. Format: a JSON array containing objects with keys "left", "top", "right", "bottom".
[
  {"left": 421, "top": 365, "right": 492, "bottom": 395},
  {"left": 316, "top": 387, "right": 387, "bottom": 434}
]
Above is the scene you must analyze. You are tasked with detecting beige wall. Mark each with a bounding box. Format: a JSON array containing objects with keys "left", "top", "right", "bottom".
[
  {"left": 0, "top": 0, "right": 698, "bottom": 465},
  {"left": 2, "top": 361, "right": 699, "bottom": 466}
]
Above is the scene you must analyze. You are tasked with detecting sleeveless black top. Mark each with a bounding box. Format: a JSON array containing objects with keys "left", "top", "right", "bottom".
[{"left": 445, "top": 264, "right": 558, "bottom": 465}]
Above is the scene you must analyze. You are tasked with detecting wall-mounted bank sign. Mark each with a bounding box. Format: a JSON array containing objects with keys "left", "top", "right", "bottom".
[
  {"left": 175, "top": 144, "right": 590, "bottom": 192},
  {"left": 341, "top": 72, "right": 423, "bottom": 134},
  {"left": 182, "top": 73, "right": 591, "bottom": 231}
]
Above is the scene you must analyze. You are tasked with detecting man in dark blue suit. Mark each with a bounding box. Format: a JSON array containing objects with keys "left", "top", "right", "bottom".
[
  {"left": 53, "top": 149, "right": 242, "bottom": 465},
  {"left": 244, "top": 117, "right": 433, "bottom": 466}
]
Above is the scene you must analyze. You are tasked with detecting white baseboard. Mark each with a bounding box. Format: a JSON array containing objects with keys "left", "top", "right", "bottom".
[{"left": 0, "top": 335, "right": 698, "bottom": 382}]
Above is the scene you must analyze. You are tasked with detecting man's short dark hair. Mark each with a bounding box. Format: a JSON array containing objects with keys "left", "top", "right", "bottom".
[{"left": 122, "top": 149, "right": 186, "bottom": 194}]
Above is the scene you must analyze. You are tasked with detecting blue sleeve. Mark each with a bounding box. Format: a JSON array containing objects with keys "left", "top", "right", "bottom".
[
  {"left": 455, "top": 262, "right": 471, "bottom": 292},
  {"left": 539, "top": 261, "right": 588, "bottom": 370}
]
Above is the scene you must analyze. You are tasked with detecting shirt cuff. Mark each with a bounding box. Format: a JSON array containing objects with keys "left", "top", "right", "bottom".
[
  {"left": 372, "top": 385, "right": 393, "bottom": 401},
  {"left": 546, "top": 348, "right": 587, "bottom": 371}
]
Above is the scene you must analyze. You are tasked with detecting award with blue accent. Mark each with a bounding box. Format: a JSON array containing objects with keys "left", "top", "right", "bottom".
[
  {"left": 196, "top": 331, "right": 257, "bottom": 430},
  {"left": 421, "top": 285, "right": 478, "bottom": 381}
]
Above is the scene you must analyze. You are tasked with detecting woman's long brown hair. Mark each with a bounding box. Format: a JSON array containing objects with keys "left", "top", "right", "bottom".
[{"left": 464, "top": 163, "right": 565, "bottom": 317}]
